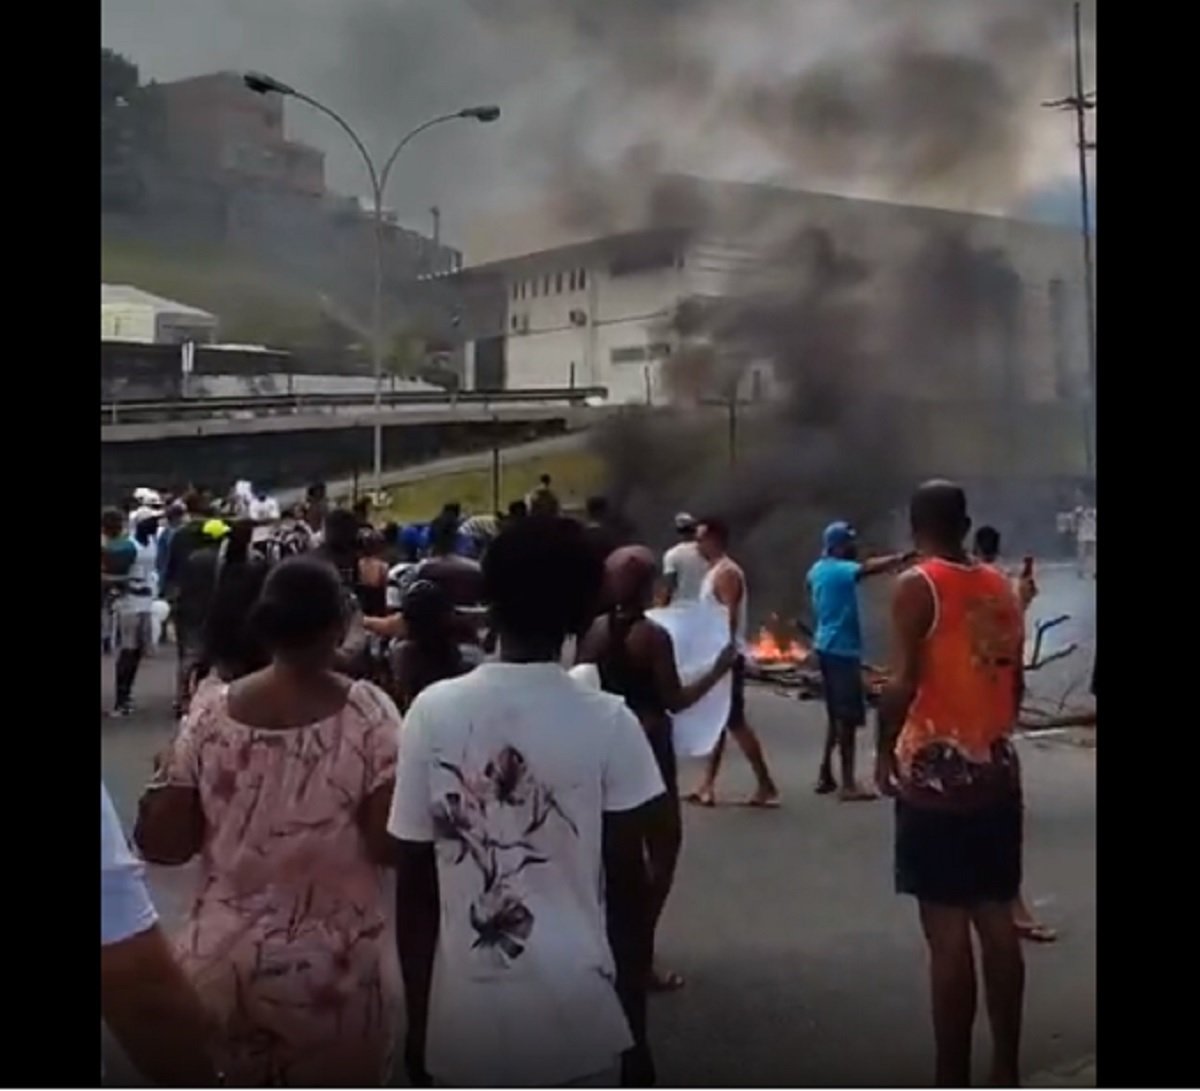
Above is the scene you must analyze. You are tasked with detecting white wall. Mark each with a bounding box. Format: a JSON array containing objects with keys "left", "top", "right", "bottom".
[
  {"left": 101, "top": 305, "right": 157, "bottom": 344},
  {"left": 501, "top": 256, "right": 686, "bottom": 402},
  {"left": 469, "top": 190, "right": 1088, "bottom": 407}
]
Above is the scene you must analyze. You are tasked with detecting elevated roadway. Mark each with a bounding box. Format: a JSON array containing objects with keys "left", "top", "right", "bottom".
[{"left": 100, "top": 387, "right": 613, "bottom": 443}]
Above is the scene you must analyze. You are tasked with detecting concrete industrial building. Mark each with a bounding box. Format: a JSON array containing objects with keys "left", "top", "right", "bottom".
[
  {"left": 101, "top": 284, "right": 219, "bottom": 345},
  {"left": 435, "top": 178, "right": 1090, "bottom": 410},
  {"left": 156, "top": 72, "right": 326, "bottom": 196}
]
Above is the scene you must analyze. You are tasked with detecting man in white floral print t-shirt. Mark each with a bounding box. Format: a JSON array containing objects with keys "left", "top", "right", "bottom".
[{"left": 391, "top": 518, "right": 665, "bottom": 1088}]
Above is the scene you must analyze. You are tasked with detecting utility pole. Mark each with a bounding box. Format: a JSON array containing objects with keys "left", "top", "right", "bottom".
[
  {"left": 430, "top": 205, "right": 441, "bottom": 248},
  {"left": 1043, "top": 1, "right": 1096, "bottom": 477}
]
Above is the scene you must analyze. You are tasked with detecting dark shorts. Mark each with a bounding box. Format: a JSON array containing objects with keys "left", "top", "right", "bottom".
[
  {"left": 817, "top": 652, "right": 866, "bottom": 728},
  {"left": 727, "top": 655, "right": 746, "bottom": 728},
  {"left": 894, "top": 798, "right": 1023, "bottom": 906}
]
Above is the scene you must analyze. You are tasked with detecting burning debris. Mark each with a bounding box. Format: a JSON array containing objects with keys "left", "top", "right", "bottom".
[
  {"left": 742, "top": 614, "right": 888, "bottom": 703},
  {"left": 746, "top": 614, "right": 810, "bottom": 666}
]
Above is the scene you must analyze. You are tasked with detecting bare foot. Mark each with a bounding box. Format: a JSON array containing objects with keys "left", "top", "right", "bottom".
[
  {"left": 684, "top": 788, "right": 716, "bottom": 808},
  {"left": 838, "top": 784, "right": 878, "bottom": 802},
  {"left": 745, "top": 791, "right": 781, "bottom": 809}
]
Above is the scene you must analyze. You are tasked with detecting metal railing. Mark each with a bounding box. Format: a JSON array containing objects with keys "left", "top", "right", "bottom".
[{"left": 101, "top": 386, "right": 608, "bottom": 425}]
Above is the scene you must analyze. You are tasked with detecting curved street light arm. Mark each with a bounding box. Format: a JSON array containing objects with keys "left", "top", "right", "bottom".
[
  {"left": 289, "top": 89, "right": 383, "bottom": 202},
  {"left": 378, "top": 113, "right": 464, "bottom": 198}
]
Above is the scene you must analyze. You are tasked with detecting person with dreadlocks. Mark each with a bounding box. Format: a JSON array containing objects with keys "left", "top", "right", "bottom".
[{"left": 578, "top": 545, "right": 736, "bottom": 993}]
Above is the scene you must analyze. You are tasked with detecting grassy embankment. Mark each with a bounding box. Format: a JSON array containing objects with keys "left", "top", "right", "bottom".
[
  {"left": 378, "top": 446, "right": 606, "bottom": 525},
  {"left": 101, "top": 235, "right": 335, "bottom": 346}
]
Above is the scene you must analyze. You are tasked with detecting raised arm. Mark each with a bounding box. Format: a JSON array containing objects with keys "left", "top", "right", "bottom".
[{"left": 857, "top": 550, "right": 918, "bottom": 581}]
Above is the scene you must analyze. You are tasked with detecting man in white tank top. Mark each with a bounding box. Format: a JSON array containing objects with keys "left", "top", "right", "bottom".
[{"left": 685, "top": 518, "right": 780, "bottom": 808}]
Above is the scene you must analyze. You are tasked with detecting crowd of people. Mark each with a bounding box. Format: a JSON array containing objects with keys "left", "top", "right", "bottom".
[{"left": 100, "top": 473, "right": 1095, "bottom": 1087}]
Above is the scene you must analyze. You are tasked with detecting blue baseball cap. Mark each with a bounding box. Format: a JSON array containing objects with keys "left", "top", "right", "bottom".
[{"left": 822, "top": 521, "right": 857, "bottom": 555}]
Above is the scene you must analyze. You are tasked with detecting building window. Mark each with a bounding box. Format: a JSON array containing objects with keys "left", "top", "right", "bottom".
[
  {"left": 544, "top": 274, "right": 552, "bottom": 295},
  {"left": 569, "top": 270, "right": 577, "bottom": 291},
  {"left": 555, "top": 272, "right": 564, "bottom": 294},
  {"left": 610, "top": 346, "right": 647, "bottom": 365},
  {"left": 532, "top": 279, "right": 539, "bottom": 298},
  {"left": 512, "top": 282, "right": 519, "bottom": 301},
  {"left": 579, "top": 268, "right": 587, "bottom": 289},
  {"left": 647, "top": 343, "right": 672, "bottom": 359},
  {"left": 511, "top": 314, "right": 519, "bottom": 331}
]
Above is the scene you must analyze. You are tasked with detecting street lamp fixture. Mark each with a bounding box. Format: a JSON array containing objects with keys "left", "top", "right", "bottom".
[
  {"left": 459, "top": 105, "right": 500, "bottom": 122},
  {"left": 241, "top": 72, "right": 499, "bottom": 494},
  {"left": 243, "top": 72, "right": 295, "bottom": 97}
]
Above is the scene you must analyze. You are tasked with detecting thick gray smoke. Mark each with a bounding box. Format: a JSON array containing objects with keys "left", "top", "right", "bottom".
[
  {"left": 101, "top": 0, "right": 1090, "bottom": 230},
  {"left": 101, "top": 0, "right": 1093, "bottom": 634},
  {"left": 543, "top": 1, "right": 1093, "bottom": 632}
]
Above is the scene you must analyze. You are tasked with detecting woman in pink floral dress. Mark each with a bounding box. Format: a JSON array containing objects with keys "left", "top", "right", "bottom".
[{"left": 136, "top": 556, "right": 401, "bottom": 1086}]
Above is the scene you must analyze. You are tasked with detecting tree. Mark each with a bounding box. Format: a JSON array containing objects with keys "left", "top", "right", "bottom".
[
  {"left": 101, "top": 49, "right": 140, "bottom": 166},
  {"left": 384, "top": 330, "right": 427, "bottom": 379},
  {"left": 101, "top": 48, "right": 165, "bottom": 209}
]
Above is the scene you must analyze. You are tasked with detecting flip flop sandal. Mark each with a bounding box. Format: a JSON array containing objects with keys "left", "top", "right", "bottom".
[{"left": 1017, "top": 923, "right": 1058, "bottom": 943}]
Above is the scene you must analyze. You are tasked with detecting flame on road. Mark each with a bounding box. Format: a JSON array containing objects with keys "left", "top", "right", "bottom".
[{"left": 749, "top": 626, "right": 809, "bottom": 665}]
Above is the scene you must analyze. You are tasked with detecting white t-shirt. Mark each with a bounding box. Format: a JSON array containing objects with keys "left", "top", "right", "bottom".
[
  {"left": 388, "top": 662, "right": 664, "bottom": 1087},
  {"left": 101, "top": 782, "right": 157, "bottom": 946},
  {"left": 662, "top": 540, "right": 709, "bottom": 603},
  {"left": 248, "top": 496, "right": 280, "bottom": 523},
  {"left": 114, "top": 538, "right": 158, "bottom": 615},
  {"left": 1075, "top": 507, "right": 1097, "bottom": 543}
]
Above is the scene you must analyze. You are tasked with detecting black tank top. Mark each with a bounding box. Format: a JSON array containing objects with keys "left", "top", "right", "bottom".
[{"left": 595, "top": 612, "right": 666, "bottom": 720}]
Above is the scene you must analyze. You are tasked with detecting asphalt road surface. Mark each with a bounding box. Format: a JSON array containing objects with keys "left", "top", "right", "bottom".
[{"left": 100, "top": 569, "right": 1095, "bottom": 1087}]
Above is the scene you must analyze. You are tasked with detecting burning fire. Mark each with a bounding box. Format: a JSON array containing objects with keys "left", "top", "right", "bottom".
[{"left": 749, "top": 626, "right": 810, "bottom": 665}]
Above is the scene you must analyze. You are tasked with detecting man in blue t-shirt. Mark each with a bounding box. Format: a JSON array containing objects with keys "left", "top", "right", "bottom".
[{"left": 806, "top": 522, "right": 912, "bottom": 800}]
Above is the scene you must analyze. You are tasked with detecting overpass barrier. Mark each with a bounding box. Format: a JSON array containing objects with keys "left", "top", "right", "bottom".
[{"left": 101, "top": 386, "right": 608, "bottom": 426}]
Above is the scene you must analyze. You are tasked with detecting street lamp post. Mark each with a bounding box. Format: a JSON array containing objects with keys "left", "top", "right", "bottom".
[{"left": 243, "top": 72, "right": 499, "bottom": 494}]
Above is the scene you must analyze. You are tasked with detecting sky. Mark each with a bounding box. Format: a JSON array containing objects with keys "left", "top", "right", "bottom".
[{"left": 100, "top": 0, "right": 1096, "bottom": 246}]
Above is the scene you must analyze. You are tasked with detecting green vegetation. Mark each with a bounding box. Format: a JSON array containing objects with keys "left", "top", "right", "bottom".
[
  {"left": 378, "top": 446, "right": 606, "bottom": 524},
  {"left": 101, "top": 235, "right": 350, "bottom": 349}
]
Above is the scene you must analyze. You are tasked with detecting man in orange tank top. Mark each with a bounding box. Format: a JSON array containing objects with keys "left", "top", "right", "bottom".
[
  {"left": 973, "top": 525, "right": 1058, "bottom": 946},
  {"left": 878, "top": 481, "right": 1026, "bottom": 1087}
]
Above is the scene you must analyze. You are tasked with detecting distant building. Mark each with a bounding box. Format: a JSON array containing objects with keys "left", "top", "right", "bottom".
[
  {"left": 101, "top": 284, "right": 218, "bottom": 345},
  {"left": 430, "top": 178, "right": 1090, "bottom": 409},
  {"left": 156, "top": 71, "right": 325, "bottom": 196}
]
